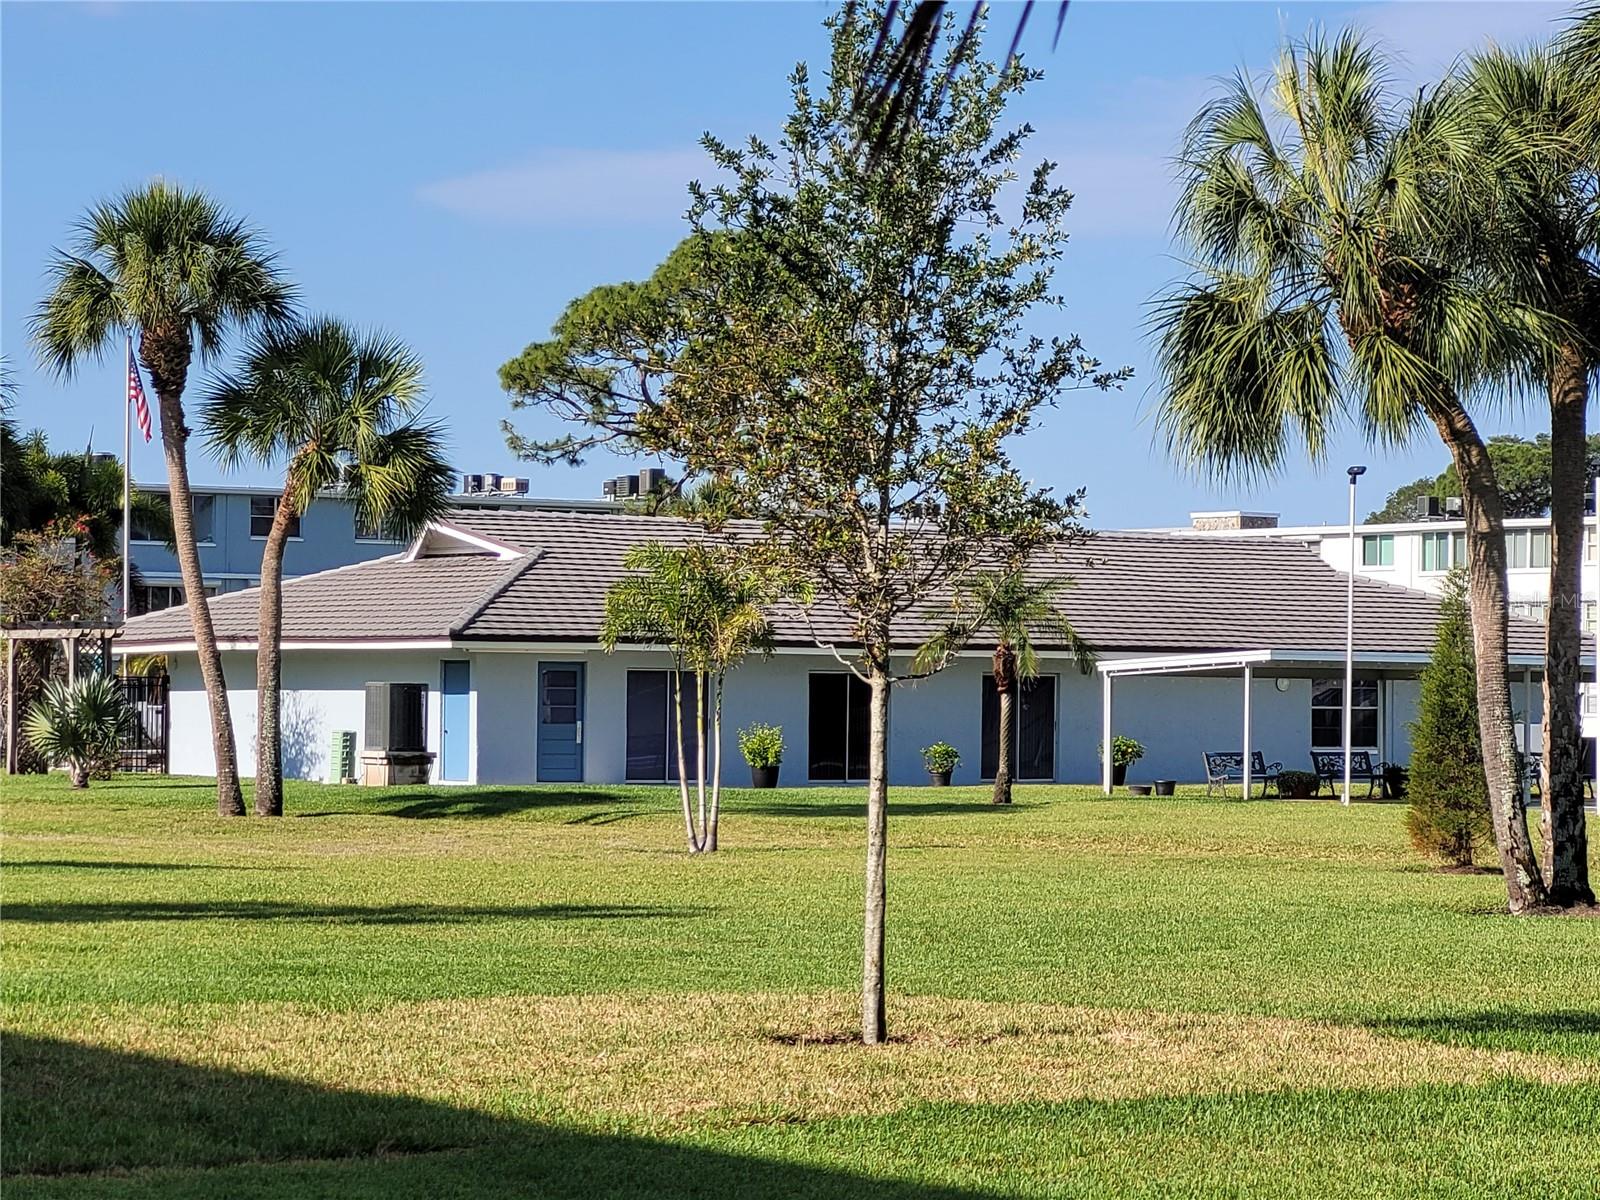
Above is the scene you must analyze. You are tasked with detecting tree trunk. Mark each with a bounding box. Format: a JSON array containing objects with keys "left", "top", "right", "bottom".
[
  {"left": 861, "top": 653, "right": 891, "bottom": 1045},
  {"left": 993, "top": 644, "right": 1015, "bottom": 805},
  {"left": 1427, "top": 395, "right": 1548, "bottom": 912},
  {"left": 252, "top": 495, "right": 300, "bottom": 818},
  {"left": 140, "top": 330, "right": 244, "bottom": 817},
  {"left": 695, "top": 667, "right": 708, "bottom": 848},
  {"left": 706, "top": 674, "right": 725, "bottom": 852},
  {"left": 70, "top": 761, "right": 89, "bottom": 788},
  {"left": 1541, "top": 345, "right": 1593, "bottom": 906},
  {"left": 671, "top": 667, "right": 699, "bottom": 852}
]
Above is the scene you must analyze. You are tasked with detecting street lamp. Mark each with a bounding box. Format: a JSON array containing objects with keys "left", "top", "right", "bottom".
[{"left": 1344, "top": 465, "right": 1367, "bottom": 806}]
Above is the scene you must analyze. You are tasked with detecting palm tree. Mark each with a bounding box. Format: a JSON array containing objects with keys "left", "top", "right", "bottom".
[
  {"left": 1150, "top": 32, "right": 1555, "bottom": 912},
  {"left": 1457, "top": 44, "right": 1598, "bottom": 906},
  {"left": 23, "top": 675, "right": 132, "bottom": 789},
  {"left": 201, "top": 318, "right": 453, "bottom": 816},
  {"left": 601, "top": 542, "right": 782, "bottom": 851},
  {"left": 30, "top": 182, "right": 296, "bottom": 816},
  {"left": 915, "top": 570, "right": 1093, "bottom": 804}
]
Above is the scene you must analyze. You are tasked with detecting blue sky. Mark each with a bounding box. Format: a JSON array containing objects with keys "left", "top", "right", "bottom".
[{"left": 0, "top": 1, "right": 1574, "bottom": 528}]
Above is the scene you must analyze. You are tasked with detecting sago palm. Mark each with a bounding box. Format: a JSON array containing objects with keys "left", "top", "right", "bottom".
[
  {"left": 1456, "top": 44, "right": 1599, "bottom": 906},
  {"left": 1150, "top": 31, "right": 1554, "bottom": 911},
  {"left": 915, "top": 570, "right": 1093, "bottom": 804},
  {"left": 201, "top": 318, "right": 454, "bottom": 816},
  {"left": 30, "top": 181, "right": 296, "bottom": 816}
]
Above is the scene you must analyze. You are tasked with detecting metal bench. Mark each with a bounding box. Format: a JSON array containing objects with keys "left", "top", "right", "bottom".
[
  {"left": 1202, "top": 751, "right": 1281, "bottom": 798},
  {"left": 1521, "top": 751, "right": 1598, "bottom": 801},
  {"left": 1311, "top": 750, "right": 1388, "bottom": 798}
]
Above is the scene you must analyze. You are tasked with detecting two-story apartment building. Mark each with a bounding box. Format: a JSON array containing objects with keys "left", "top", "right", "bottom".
[
  {"left": 1163, "top": 496, "right": 1600, "bottom": 739},
  {"left": 127, "top": 474, "right": 623, "bottom": 615}
]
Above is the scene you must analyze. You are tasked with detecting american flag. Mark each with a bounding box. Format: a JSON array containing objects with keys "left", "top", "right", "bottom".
[{"left": 127, "top": 340, "right": 153, "bottom": 442}]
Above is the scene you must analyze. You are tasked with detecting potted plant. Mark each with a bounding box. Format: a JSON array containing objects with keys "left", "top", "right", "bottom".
[
  {"left": 1382, "top": 763, "right": 1409, "bottom": 801},
  {"left": 1099, "top": 735, "right": 1145, "bottom": 787},
  {"left": 737, "top": 723, "right": 783, "bottom": 788},
  {"left": 1276, "top": 769, "right": 1318, "bottom": 800},
  {"left": 922, "top": 742, "right": 960, "bottom": 786}
]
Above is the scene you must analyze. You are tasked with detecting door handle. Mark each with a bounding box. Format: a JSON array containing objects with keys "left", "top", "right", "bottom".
[{"left": 575, "top": 720, "right": 583, "bottom": 745}]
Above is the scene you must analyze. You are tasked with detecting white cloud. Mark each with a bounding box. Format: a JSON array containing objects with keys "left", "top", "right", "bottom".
[{"left": 417, "top": 147, "right": 712, "bottom": 226}]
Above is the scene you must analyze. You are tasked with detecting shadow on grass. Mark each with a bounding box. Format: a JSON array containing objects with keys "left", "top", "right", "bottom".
[
  {"left": 297, "top": 788, "right": 652, "bottom": 820},
  {"left": 1365, "top": 1009, "right": 1600, "bottom": 1056},
  {"left": 2, "top": 1034, "right": 993, "bottom": 1198},
  {"left": 1, "top": 901, "right": 699, "bottom": 926},
  {"left": 732, "top": 801, "right": 1001, "bottom": 818},
  {"left": 2, "top": 861, "right": 292, "bottom": 873}
]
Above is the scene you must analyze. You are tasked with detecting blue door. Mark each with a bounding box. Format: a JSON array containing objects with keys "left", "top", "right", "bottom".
[
  {"left": 441, "top": 661, "right": 470, "bottom": 781},
  {"left": 538, "top": 662, "right": 585, "bottom": 782}
]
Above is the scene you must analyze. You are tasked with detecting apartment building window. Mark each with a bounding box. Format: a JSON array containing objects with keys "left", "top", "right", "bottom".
[
  {"left": 131, "top": 582, "right": 217, "bottom": 616},
  {"left": 130, "top": 493, "right": 213, "bottom": 543},
  {"left": 1586, "top": 601, "right": 1598, "bottom": 635},
  {"left": 250, "top": 495, "right": 301, "bottom": 539},
  {"left": 1509, "top": 599, "right": 1550, "bottom": 624},
  {"left": 1361, "top": 534, "right": 1395, "bottom": 567},
  {"left": 809, "top": 673, "right": 870, "bottom": 781},
  {"left": 354, "top": 513, "right": 399, "bottom": 542},
  {"left": 1506, "top": 529, "right": 1551, "bottom": 570},
  {"left": 1586, "top": 530, "right": 1596, "bottom": 565},
  {"left": 1420, "top": 531, "right": 1466, "bottom": 573},
  {"left": 1311, "top": 677, "right": 1378, "bottom": 749}
]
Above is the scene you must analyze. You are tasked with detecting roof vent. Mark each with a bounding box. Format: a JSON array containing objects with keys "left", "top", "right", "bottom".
[
  {"left": 1189, "top": 511, "right": 1279, "bottom": 531},
  {"left": 1413, "top": 496, "right": 1443, "bottom": 520}
]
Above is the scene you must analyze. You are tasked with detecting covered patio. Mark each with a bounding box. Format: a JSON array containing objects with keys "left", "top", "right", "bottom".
[{"left": 1096, "top": 647, "right": 1595, "bottom": 806}]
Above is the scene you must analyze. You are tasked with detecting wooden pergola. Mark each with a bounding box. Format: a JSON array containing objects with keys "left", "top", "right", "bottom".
[{"left": 3, "top": 621, "right": 122, "bottom": 774}]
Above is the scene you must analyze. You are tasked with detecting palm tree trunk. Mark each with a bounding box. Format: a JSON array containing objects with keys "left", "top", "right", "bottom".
[
  {"left": 671, "top": 668, "right": 698, "bottom": 852},
  {"left": 1428, "top": 395, "right": 1548, "bottom": 912},
  {"left": 252, "top": 496, "right": 299, "bottom": 818},
  {"left": 140, "top": 331, "right": 244, "bottom": 817},
  {"left": 862, "top": 650, "right": 891, "bottom": 1045},
  {"left": 1541, "top": 345, "right": 1593, "bottom": 906},
  {"left": 993, "top": 644, "right": 1015, "bottom": 805}
]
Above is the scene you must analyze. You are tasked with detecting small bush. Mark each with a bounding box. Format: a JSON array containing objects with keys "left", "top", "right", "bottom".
[
  {"left": 922, "top": 742, "right": 961, "bottom": 773},
  {"left": 737, "top": 723, "right": 784, "bottom": 768},
  {"left": 1405, "top": 570, "right": 1491, "bottom": 867},
  {"left": 22, "top": 675, "right": 131, "bottom": 789},
  {"left": 1099, "top": 735, "right": 1145, "bottom": 768},
  {"left": 1277, "top": 769, "right": 1318, "bottom": 797}
]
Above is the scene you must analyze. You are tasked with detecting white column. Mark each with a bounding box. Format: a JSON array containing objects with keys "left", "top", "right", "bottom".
[
  {"left": 1242, "top": 665, "right": 1253, "bottom": 799},
  {"left": 1101, "top": 672, "right": 1114, "bottom": 795}
]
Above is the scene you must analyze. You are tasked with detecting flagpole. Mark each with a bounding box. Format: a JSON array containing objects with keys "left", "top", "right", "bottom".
[{"left": 122, "top": 333, "right": 132, "bottom": 626}]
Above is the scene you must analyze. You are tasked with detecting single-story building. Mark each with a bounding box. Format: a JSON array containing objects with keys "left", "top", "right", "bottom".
[{"left": 117, "top": 509, "right": 1591, "bottom": 791}]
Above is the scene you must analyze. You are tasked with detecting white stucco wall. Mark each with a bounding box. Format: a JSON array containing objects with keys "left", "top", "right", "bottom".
[{"left": 160, "top": 645, "right": 1440, "bottom": 787}]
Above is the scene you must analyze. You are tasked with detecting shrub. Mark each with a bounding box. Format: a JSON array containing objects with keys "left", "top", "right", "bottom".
[
  {"left": 1277, "top": 769, "right": 1318, "bottom": 797},
  {"left": 921, "top": 742, "right": 961, "bottom": 773},
  {"left": 1405, "top": 570, "right": 1491, "bottom": 867},
  {"left": 737, "top": 723, "right": 784, "bottom": 769},
  {"left": 1099, "top": 735, "right": 1145, "bottom": 768},
  {"left": 22, "top": 675, "right": 131, "bottom": 789}
]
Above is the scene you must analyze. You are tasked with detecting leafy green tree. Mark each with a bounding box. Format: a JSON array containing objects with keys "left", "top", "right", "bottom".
[
  {"left": 505, "top": 6, "right": 1123, "bottom": 1040},
  {"left": 201, "top": 318, "right": 453, "bottom": 817},
  {"left": 31, "top": 182, "right": 296, "bottom": 817},
  {"left": 914, "top": 571, "right": 1094, "bottom": 804},
  {"left": 1405, "top": 571, "right": 1493, "bottom": 868},
  {"left": 600, "top": 542, "right": 786, "bottom": 852},
  {"left": 1457, "top": 42, "right": 1598, "bottom": 906},
  {"left": 23, "top": 674, "right": 131, "bottom": 789},
  {"left": 1151, "top": 31, "right": 1554, "bottom": 913},
  {"left": 1367, "top": 435, "right": 1600, "bottom": 522},
  {"left": 1, "top": 523, "right": 119, "bottom": 774}
]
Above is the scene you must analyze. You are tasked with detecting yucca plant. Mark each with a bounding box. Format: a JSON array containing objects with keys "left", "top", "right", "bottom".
[{"left": 23, "top": 675, "right": 131, "bottom": 788}]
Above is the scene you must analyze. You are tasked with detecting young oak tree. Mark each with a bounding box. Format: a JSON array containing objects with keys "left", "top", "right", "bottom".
[{"left": 501, "top": 6, "right": 1126, "bottom": 1043}]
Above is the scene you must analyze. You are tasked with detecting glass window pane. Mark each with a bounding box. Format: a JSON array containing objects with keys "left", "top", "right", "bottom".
[
  {"left": 625, "top": 671, "right": 668, "bottom": 781},
  {"left": 1507, "top": 530, "right": 1527, "bottom": 569},
  {"left": 1311, "top": 710, "right": 1343, "bottom": 748},
  {"left": 1017, "top": 676, "right": 1056, "bottom": 780},
  {"left": 1451, "top": 532, "right": 1467, "bottom": 566},
  {"left": 1531, "top": 530, "right": 1550, "bottom": 569},
  {"left": 1311, "top": 680, "right": 1342, "bottom": 708},
  {"left": 846, "top": 675, "right": 871, "bottom": 780},
  {"left": 191, "top": 495, "right": 214, "bottom": 543},
  {"left": 981, "top": 677, "right": 1001, "bottom": 780},
  {"left": 808, "top": 675, "right": 848, "bottom": 780}
]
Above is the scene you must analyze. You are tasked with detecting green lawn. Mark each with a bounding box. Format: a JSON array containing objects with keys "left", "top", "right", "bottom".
[{"left": 4, "top": 775, "right": 1598, "bottom": 1198}]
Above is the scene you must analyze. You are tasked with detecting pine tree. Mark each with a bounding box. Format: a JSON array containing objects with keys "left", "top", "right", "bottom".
[{"left": 1405, "top": 570, "right": 1492, "bottom": 867}]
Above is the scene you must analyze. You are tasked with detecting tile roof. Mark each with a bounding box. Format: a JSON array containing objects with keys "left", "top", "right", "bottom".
[{"left": 120, "top": 509, "right": 1561, "bottom": 660}]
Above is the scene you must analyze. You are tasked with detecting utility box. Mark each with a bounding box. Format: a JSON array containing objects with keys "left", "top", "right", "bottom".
[
  {"left": 328, "top": 730, "right": 356, "bottom": 784},
  {"left": 361, "top": 683, "right": 433, "bottom": 785}
]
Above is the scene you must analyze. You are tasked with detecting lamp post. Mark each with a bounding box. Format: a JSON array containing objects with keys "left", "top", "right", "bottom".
[{"left": 1343, "top": 465, "right": 1367, "bottom": 806}]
